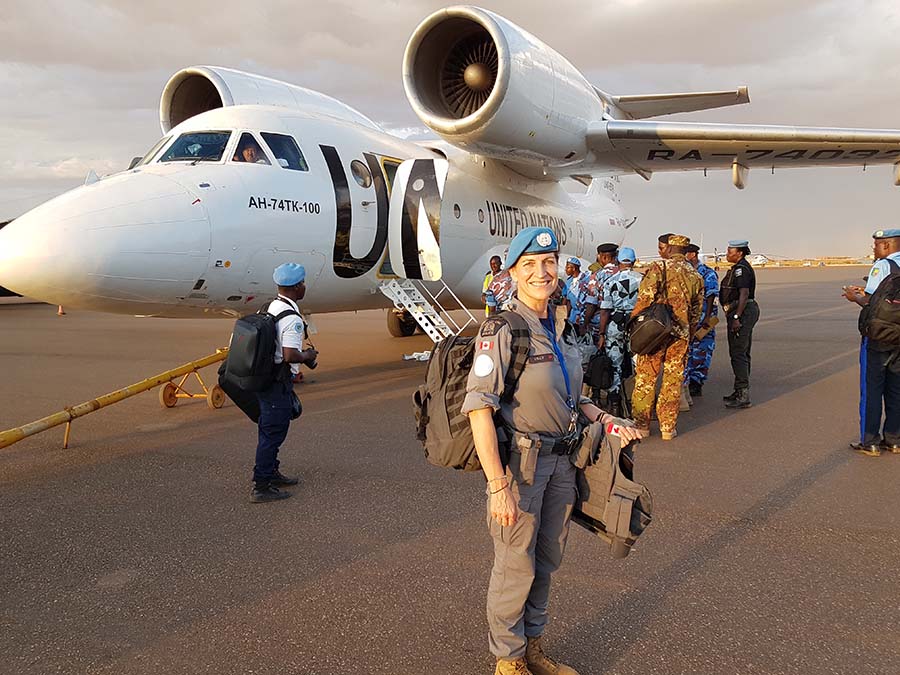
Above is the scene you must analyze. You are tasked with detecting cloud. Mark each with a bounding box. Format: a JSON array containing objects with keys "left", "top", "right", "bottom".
[{"left": 2, "top": 0, "right": 900, "bottom": 252}]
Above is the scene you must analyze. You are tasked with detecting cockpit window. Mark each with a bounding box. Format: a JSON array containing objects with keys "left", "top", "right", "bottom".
[
  {"left": 137, "top": 136, "right": 171, "bottom": 167},
  {"left": 159, "top": 131, "right": 231, "bottom": 163},
  {"left": 261, "top": 132, "right": 309, "bottom": 171},
  {"left": 232, "top": 133, "right": 271, "bottom": 165}
]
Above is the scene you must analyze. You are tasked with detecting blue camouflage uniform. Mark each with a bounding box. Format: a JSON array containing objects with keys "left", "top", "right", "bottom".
[
  {"left": 600, "top": 261, "right": 642, "bottom": 393},
  {"left": 687, "top": 263, "right": 720, "bottom": 386}
]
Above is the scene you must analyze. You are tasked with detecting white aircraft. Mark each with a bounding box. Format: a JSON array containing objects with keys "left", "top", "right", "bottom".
[{"left": 3, "top": 5, "right": 900, "bottom": 337}]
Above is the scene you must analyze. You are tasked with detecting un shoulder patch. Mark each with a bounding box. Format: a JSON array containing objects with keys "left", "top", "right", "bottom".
[{"left": 481, "top": 318, "right": 506, "bottom": 337}]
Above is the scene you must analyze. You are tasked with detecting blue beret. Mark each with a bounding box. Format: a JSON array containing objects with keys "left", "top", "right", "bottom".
[
  {"left": 566, "top": 257, "right": 581, "bottom": 266},
  {"left": 619, "top": 247, "right": 636, "bottom": 262},
  {"left": 728, "top": 239, "right": 749, "bottom": 248},
  {"left": 505, "top": 227, "right": 559, "bottom": 269},
  {"left": 273, "top": 262, "right": 306, "bottom": 286},
  {"left": 873, "top": 229, "right": 900, "bottom": 239}
]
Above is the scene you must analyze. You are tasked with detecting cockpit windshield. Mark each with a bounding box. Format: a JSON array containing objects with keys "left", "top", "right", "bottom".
[
  {"left": 136, "top": 136, "right": 170, "bottom": 167},
  {"left": 159, "top": 131, "right": 231, "bottom": 163}
]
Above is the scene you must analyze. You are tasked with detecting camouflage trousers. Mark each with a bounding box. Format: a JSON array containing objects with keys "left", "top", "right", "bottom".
[
  {"left": 632, "top": 338, "right": 689, "bottom": 433},
  {"left": 686, "top": 330, "right": 716, "bottom": 385},
  {"left": 605, "top": 321, "right": 629, "bottom": 394}
]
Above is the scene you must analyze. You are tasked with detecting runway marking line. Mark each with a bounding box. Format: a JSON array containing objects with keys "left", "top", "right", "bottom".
[
  {"left": 776, "top": 347, "right": 858, "bottom": 381},
  {"left": 757, "top": 305, "right": 846, "bottom": 327}
]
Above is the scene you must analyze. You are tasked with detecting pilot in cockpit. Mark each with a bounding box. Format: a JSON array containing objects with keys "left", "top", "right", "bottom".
[{"left": 233, "top": 135, "right": 270, "bottom": 165}]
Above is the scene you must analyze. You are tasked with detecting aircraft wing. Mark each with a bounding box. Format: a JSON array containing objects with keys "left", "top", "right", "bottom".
[{"left": 587, "top": 121, "right": 900, "bottom": 186}]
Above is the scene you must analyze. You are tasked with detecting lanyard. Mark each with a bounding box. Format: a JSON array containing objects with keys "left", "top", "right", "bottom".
[{"left": 540, "top": 318, "right": 577, "bottom": 432}]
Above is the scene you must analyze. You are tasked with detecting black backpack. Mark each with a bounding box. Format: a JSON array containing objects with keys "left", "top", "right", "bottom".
[
  {"left": 627, "top": 261, "right": 677, "bottom": 355},
  {"left": 222, "top": 301, "right": 298, "bottom": 392},
  {"left": 862, "top": 259, "right": 900, "bottom": 345},
  {"left": 413, "top": 311, "right": 530, "bottom": 472}
]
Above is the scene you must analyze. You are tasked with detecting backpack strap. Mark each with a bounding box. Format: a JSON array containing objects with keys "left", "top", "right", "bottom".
[
  {"left": 496, "top": 310, "right": 531, "bottom": 404},
  {"left": 887, "top": 258, "right": 900, "bottom": 275},
  {"left": 259, "top": 298, "right": 301, "bottom": 323}
]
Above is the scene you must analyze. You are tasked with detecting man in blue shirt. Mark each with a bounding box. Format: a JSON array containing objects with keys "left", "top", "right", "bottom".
[{"left": 843, "top": 229, "right": 900, "bottom": 456}]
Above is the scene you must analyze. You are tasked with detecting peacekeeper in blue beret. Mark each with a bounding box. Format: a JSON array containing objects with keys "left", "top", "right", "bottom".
[
  {"left": 843, "top": 229, "right": 900, "bottom": 456},
  {"left": 250, "top": 262, "right": 319, "bottom": 503},
  {"left": 461, "top": 226, "right": 642, "bottom": 675},
  {"left": 719, "top": 239, "right": 759, "bottom": 409}
]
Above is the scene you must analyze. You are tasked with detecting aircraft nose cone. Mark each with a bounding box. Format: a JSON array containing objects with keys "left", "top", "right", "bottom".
[{"left": 0, "top": 172, "right": 211, "bottom": 310}]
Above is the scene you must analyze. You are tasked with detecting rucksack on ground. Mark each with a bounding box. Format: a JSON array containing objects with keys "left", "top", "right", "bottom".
[
  {"left": 221, "top": 301, "right": 298, "bottom": 393},
  {"left": 863, "top": 259, "right": 900, "bottom": 345},
  {"left": 413, "top": 311, "right": 530, "bottom": 472}
]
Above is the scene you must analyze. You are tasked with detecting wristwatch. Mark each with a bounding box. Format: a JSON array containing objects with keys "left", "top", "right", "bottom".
[{"left": 732, "top": 314, "right": 740, "bottom": 320}]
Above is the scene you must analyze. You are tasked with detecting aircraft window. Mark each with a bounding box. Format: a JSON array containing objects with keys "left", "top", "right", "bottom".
[
  {"left": 160, "top": 131, "right": 231, "bottom": 163},
  {"left": 233, "top": 132, "right": 271, "bottom": 165},
  {"left": 137, "top": 136, "right": 171, "bottom": 167},
  {"left": 350, "top": 159, "right": 372, "bottom": 188},
  {"left": 260, "top": 132, "right": 308, "bottom": 171}
]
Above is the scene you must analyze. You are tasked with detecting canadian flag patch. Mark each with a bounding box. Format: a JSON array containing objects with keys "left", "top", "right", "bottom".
[{"left": 479, "top": 340, "right": 494, "bottom": 350}]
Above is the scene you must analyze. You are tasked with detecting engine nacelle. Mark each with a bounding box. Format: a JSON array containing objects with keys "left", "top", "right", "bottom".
[
  {"left": 159, "top": 66, "right": 378, "bottom": 134},
  {"left": 403, "top": 6, "right": 605, "bottom": 166}
]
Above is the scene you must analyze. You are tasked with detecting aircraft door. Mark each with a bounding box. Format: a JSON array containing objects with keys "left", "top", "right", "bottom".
[
  {"left": 387, "top": 158, "right": 449, "bottom": 281},
  {"left": 574, "top": 220, "right": 585, "bottom": 258}
]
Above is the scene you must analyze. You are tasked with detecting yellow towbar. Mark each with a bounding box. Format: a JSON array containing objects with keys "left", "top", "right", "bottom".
[{"left": 0, "top": 349, "right": 228, "bottom": 451}]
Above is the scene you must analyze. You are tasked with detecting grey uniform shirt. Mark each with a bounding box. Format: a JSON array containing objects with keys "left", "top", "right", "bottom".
[{"left": 461, "top": 299, "right": 591, "bottom": 436}]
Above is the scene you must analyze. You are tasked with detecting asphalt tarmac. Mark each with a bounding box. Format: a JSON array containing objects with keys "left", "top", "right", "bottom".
[{"left": 1, "top": 267, "right": 898, "bottom": 675}]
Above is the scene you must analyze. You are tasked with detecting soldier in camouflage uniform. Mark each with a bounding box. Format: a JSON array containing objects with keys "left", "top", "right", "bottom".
[
  {"left": 598, "top": 247, "right": 642, "bottom": 413},
  {"left": 630, "top": 234, "right": 704, "bottom": 440},
  {"left": 685, "top": 243, "right": 719, "bottom": 396}
]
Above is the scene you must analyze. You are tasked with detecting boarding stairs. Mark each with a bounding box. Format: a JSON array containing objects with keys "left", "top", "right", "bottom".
[{"left": 379, "top": 279, "right": 477, "bottom": 344}]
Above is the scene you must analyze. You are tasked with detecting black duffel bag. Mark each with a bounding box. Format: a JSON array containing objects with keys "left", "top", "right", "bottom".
[
  {"left": 585, "top": 350, "right": 614, "bottom": 389},
  {"left": 627, "top": 261, "right": 678, "bottom": 355}
]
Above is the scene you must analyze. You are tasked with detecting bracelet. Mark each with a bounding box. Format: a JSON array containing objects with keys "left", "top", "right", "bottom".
[
  {"left": 490, "top": 482, "right": 509, "bottom": 494},
  {"left": 487, "top": 476, "right": 507, "bottom": 483}
]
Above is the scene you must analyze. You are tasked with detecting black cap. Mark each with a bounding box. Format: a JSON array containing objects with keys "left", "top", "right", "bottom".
[
  {"left": 658, "top": 233, "right": 674, "bottom": 244},
  {"left": 597, "top": 243, "right": 618, "bottom": 254},
  {"left": 685, "top": 243, "right": 700, "bottom": 254}
]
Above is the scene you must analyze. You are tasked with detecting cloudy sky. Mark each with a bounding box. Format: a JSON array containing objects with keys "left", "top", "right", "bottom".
[{"left": 2, "top": 0, "right": 900, "bottom": 257}]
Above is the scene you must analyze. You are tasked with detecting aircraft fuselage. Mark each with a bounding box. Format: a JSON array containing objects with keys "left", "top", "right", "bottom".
[{"left": 0, "top": 106, "right": 626, "bottom": 318}]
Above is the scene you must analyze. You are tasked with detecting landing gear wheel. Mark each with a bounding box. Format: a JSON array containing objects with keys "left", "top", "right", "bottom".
[
  {"left": 206, "top": 384, "right": 226, "bottom": 409},
  {"left": 387, "top": 309, "right": 417, "bottom": 337},
  {"left": 159, "top": 382, "right": 178, "bottom": 408}
]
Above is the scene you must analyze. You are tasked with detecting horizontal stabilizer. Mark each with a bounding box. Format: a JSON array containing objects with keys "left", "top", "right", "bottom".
[{"left": 601, "top": 87, "right": 750, "bottom": 120}]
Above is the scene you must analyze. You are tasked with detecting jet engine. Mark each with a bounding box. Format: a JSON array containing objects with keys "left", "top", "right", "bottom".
[
  {"left": 403, "top": 6, "right": 606, "bottom": 167},
  {"left": 159, "top": 66, "right": 378, "bottom": 134}
]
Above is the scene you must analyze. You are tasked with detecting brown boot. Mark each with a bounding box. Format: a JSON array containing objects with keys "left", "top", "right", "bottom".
[
  {"left": 525, "top": 637, "right": 579, "bottom": 675},
  {"left": 495, "top": 657, "right": 533, "bottom": 674}
]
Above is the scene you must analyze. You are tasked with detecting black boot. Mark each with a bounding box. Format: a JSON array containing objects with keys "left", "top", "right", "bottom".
[
  {"left": 270, "top": 470, "right": 299, "bottom": 486},
  {"left": 722, "top": 390, "right": 738, "bottom": 402},
  {"left": 689, "top": 381, "right": 702, "bottom": 397},
  {"left": 725, "top": 388, "right": 752, "bottom": 409},
  {"left": 250, "top": 482, "right": 291, "bottom": 503}
]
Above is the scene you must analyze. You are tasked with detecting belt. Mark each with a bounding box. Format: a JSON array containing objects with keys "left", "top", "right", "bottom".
[{"left": 512, "top": 431, "right": 582, "bottom": 456}]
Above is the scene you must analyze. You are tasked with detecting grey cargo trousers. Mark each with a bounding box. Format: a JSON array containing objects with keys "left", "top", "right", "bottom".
[{"left": 486, "top": 451, "right": 576, "bottom": 658}]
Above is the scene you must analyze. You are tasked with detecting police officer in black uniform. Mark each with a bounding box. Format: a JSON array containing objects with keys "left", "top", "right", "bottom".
[{"left": 720, "top": 239, "right": 759, "bottom": 409}]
